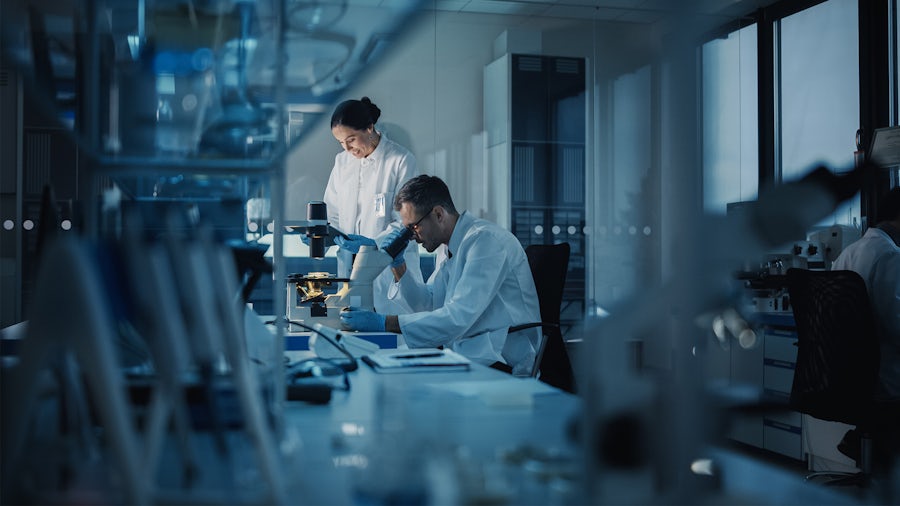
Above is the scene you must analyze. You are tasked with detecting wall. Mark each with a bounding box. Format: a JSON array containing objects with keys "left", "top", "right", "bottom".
[{"left": 283, "top": 11, "right": 514, "bottom": 221}]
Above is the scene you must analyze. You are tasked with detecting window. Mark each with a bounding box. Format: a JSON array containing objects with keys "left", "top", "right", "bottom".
[
  {"left": 779, "top": 0, "right": 860, "bottom": 226},
  {"left": 701, "top": 24, "right": 759, "bottom": 214}
]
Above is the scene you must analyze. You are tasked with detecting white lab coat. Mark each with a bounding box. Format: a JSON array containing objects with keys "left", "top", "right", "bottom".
[
  {"left": 323, "top": 131, "right": 422, "bottom": 314},
  {"left": 832, "top": 226, "right": 900, "bottom": 398},
  {"left": 394, "top": 211, "right": 541, "bottom": 376}
]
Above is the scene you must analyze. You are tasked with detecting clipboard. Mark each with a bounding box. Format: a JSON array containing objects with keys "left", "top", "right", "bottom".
[{"left": 362, "top": 348, "right": 471, "bottom": 373}]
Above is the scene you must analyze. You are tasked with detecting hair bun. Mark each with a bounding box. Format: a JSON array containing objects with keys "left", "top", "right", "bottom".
[{"left": 361, "top": 96, "right": 381, "bottom": 124}]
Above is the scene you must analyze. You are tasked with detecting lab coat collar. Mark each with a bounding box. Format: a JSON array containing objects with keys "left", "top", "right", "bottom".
[
  {"left": 361, "top": 129, "right": 388, "bottom": 166},
  {"left": 446, "top": 211, "right": 473, "bottom": 258}
]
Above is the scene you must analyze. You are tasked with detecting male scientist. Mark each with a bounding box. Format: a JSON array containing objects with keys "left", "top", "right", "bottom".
[{"left": 340, "top": 175, "right": 541, "bottom": 376}]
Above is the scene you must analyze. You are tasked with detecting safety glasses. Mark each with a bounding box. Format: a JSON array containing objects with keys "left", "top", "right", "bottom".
[{"left": 406, "top": 208, "right": 433, "bottom": 236}]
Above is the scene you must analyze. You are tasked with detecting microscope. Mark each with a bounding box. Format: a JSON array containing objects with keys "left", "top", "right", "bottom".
[{"left": 284, "top": 201, "right": 407, "bottom": 329}]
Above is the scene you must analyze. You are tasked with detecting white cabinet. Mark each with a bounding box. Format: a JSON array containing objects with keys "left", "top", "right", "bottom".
[
  {"left": 761, "top": 327, "right": 803, "bottom": 460},
  {"left": 727, "top": 334, "right": 765, "bottom": 448},
  {"left": 726, "top": 316, "right": 804, "bottom": 461}
]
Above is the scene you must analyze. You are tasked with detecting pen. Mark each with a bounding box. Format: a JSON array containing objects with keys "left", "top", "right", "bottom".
[{"left": 393, "top": 353, "right": 444, "bottom": 359}]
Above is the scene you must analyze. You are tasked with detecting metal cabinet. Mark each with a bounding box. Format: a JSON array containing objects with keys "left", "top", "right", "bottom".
[{"left": 484, "top": 53, "right": 587, "bottom": 327}]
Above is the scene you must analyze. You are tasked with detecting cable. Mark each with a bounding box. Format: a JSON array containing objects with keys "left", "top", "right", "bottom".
[{"left": 266, "top": 317, "right": 358, "bottom": 372}]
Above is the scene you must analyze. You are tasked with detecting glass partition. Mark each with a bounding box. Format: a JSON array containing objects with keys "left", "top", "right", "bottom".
[
  {"left": 1, "top": 0, "right": 426, "bottom": 320},
  {"left": 3, "top": 0, "right": 424, "bottom": 163}
]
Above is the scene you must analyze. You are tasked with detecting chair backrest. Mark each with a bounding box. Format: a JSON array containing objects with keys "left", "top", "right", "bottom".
[
  {"left": 525, "top": 243, "right": 570, "bottom": 324},
  {"left": 785, "top": 268, "right": 880, "bottom": 424},
  {"left": 523, "top": 243, "right": 576, "bottom": 393}
]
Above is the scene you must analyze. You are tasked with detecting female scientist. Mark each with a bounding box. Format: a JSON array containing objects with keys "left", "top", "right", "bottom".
[{"left": 323, "top": 96, "right": 422, "bottom": 313}]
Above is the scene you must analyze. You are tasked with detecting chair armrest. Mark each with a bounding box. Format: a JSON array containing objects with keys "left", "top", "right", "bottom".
[{"left": 508, "top": 322, "right": 558, "bottom": 378}]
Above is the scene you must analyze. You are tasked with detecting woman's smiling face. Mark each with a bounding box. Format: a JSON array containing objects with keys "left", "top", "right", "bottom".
[{"left": 332, "top": 124, "right": 377, "bottom": 159}]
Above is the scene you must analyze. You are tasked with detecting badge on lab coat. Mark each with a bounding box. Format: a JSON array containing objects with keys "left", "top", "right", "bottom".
[{"left": 374, "top": 193, "right": 386, "bottom": 217}]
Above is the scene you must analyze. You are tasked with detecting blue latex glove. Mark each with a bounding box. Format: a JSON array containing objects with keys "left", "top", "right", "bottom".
[
  {"left": 389, "top": 253, "right": 406, "bottom": 269},
  {"left": 333, "top": 234, "right": 376, "bottom": 254},
  {"left": 379, "top": 227, "right": 409, "bottom": 268},
  {"left": 300, "top": 233, "right": 310, "bottom": 246},
  {"left": 339, "top": 307, "right": 386, "bottom": 332}
]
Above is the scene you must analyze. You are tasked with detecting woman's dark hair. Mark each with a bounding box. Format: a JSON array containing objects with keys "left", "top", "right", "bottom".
[
  {"left": 394, "top": 175, "right": 458, "bottom": 216},
  {"left": 330, "top": 96, "right": 381, "bottom": 130}
]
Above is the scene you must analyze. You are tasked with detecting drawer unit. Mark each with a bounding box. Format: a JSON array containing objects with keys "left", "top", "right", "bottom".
[
  {"left": 763, "top": 328, "right": 798, "bottom": 395},
  {"left": 763, "top": 365, "right": 795, "bottom": 395},
  {"left": 763, "top": 328, "right": 798, "bottom": 362},
  {"left": 764, "top": 411, "right": 803, "bottom": 460},
  {"left": 728, "top": 414, "right": 764, "bottom": 448},
  {"left": 761, "top": 327, "right": 803, "bottom": 459},
  {"left": 722, "top": 310, "right": 806, "bottom": 463}
]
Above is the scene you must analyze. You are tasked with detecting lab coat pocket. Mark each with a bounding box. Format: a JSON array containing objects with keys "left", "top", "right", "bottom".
[{"left": 374, "top": 192, "right": 391, "bottom": 218}]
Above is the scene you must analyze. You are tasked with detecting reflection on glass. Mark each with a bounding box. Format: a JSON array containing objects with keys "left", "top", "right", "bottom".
[
  {"left": 599, "top": 64, "right": 652, "bottom": 305},
  {"left": 2, "top": 0, "right": 424, "bottom": 162},
  {"left": 612, "top": 65, "right": 651, "bottom": 226},
  {"left": 1, "top": 0, "right": 426, "bottom": 255}
]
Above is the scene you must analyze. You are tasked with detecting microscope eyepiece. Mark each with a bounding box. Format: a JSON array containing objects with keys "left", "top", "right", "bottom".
[{"left": 381, "top": 227, "right": 413, "bottom": 259}]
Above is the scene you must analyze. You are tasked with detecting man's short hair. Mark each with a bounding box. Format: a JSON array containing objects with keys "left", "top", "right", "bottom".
[{"left": 394, "top": 175, "right": 459, "bottom": 216}]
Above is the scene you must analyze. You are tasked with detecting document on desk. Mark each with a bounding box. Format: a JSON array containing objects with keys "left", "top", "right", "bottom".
[{"left": 362, "top": 348, "right": 471, "bottom": 373}]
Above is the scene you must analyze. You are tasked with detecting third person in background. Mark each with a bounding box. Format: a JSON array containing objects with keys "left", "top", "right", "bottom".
[{"left": 832, "top": 186, "right": 900, "bottom": 399}]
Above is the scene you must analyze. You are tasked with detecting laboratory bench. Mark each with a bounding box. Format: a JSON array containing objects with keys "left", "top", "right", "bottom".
[
  {"left": 140, "top": 357, "right": 882, "bottom": 506},
  {"left": 55, "top": 358, "right": 583, "bottom": 505},
  {"left": 273, "top": 360, "right": 581, "bottom": 505},
  {"left": 3, "top": 332, "right": 886, "bottom": 505}
]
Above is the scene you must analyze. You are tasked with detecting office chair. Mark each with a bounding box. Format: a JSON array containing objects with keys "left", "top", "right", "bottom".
[
  {"left": 508, "top": 243, "right": 576, "bottom": 393},
  {"left": 786, "top": 268, "right": 899, "bottom": 487}
]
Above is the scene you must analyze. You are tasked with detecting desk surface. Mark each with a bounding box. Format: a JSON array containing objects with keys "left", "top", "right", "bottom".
[
  {"left": 282, "top": 360, "right": 581, "bottom": 505},
  {"left": 11, "top": 347, "right": 877, "bottom": 505},
  {"left": 152, "top": 358, "right": 581, "bottom": 505}
]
